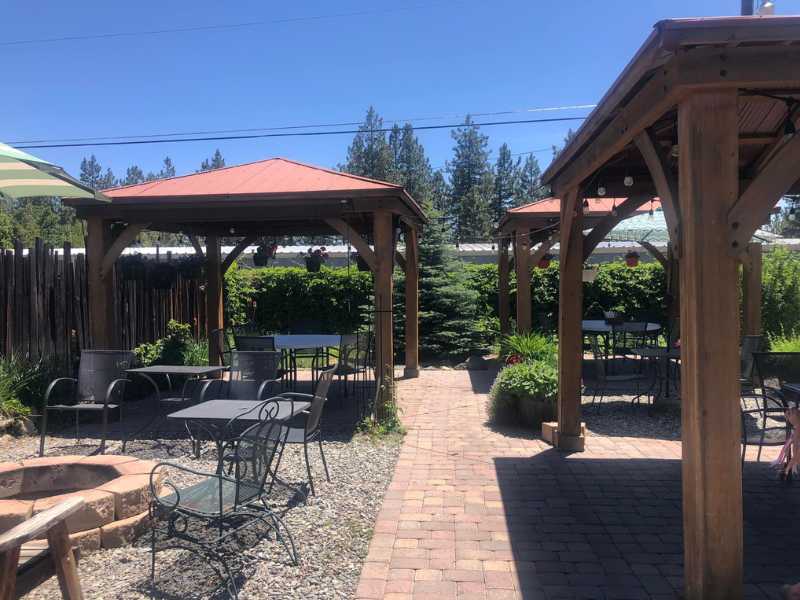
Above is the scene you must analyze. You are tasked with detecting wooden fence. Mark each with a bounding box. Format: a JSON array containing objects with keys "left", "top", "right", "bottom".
[{"left": 0, "top": 240, "right": 206, "bottom": 362}]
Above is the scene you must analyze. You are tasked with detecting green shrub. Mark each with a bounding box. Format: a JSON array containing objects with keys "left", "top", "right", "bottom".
[
  {"left": 769, "top": 334, "right": 800, "bottom": 352},
  {"left": 762, "top": 248, "right": 800, "bottom": 338},
  {"left": 489, "top": 361, "right": 558, "bottom": 427},
  {"left": 0, "top": 354, "right": 62, "bottom": 416},
  {"left": 134, "top": 320, "right": 208, "bottom": 366},
  {"left": 499, "top": 333, "right": 557, "bottom": 366}
]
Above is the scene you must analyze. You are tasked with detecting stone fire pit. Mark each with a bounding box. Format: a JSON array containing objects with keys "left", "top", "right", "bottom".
[{"left": 0, "top": 455, "right": 162, "bottom": 552}]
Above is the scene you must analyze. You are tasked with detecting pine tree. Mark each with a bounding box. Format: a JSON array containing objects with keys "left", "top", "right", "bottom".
[
  {"left": 200, "top": 149, "right": 225, "bottom": 172},
  {"left": 430, "top": 171, "right": 451, "bottom": 221},
  {"left": 391, "top": 123, "right": 432, "bottom": 204},
  {"left": 79, "top": 155, "right": 103, "bottom": 188},
  {"left": 514, "top": 154, "right": 548, "bottom": 206},
  {"left": 402, "top": 204, "right": 484, "bottom": 361},
  {"left": 448, "top": 116, "right": 494, "bottom": 241},
  {"left": 340, "top": 107, "right": 393, "bottom": 181},
  {"left": 493, "top": 143, "right": 518, "bottom": 225},
  {"left": 122, "top": 165, "right": 145, "bottom": 186},
  {"left": 159, "top": 157, "right": 176, "bottom": 178}
]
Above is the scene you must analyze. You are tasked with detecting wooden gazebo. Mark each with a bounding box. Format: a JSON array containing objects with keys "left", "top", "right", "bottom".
[
  {"left": 539, "top": 16, "right": 800, "bottom": 599},
  {"left": 63, "top": 157, "right": 426, "bottom": 404},
  {"left": 497, "top": 197, "right": 662, "bottom": 333}
]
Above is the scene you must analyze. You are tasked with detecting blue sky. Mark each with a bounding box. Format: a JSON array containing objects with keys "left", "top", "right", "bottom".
[{"left": 4, "top": 0, "right": 800, "bottom": 180}]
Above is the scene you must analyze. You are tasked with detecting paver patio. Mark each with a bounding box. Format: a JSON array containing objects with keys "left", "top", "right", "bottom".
[{"left": 356, "top": 369, "right": 800, "bottom": 600}]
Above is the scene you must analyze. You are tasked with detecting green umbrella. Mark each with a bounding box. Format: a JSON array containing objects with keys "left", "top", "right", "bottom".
[{"left": 0, "top": 142, "right": 107, "bottom": 201}]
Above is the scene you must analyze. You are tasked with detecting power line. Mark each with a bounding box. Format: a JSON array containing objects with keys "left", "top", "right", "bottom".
[
  {"left": 8, "top": 104, "right": 596, "bottom": 146},
  {"left": 15, "top": 116, "right": 587, "bottom": 150},
  {"left": 1, "top": 3, "right": 458, "bottom": 47}
]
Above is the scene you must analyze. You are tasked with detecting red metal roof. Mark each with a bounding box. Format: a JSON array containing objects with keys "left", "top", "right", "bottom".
[
  {"left": 102, "top": 157, "right": 404, "bottom": 198},
  {"left": 508, "top": 197, "right": 661, "bottom": 217}
]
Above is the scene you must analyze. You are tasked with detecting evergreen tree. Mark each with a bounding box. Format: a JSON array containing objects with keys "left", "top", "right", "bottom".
[
  {"left": 395, "top": 205, "right": 484, "bottom": 361},
  {"left": 200, "top": 149, "right": 225, "bottom": 171},
  {"left": 514, "top": 154, "right": 548, "bottom": 206},
  {"left": 493, "top": 143, "right": 518, "bottom": 225},
  {"left": 159, "top": 157, "right": 176, "bottom": 178},
  {"left": 79, "top": 155, "right": 103, "bottom": 188},
  {"left": 340, "top": 107, "right": 393, "bottom": 181},
  {"left": 448, "top": 116, "right": 494, "bottom": 240},
  {"left": 390, "top": 123, "right": 432, "bottom": 204},
  {"left": 122, "top": 165, "right": 145, "bottom": 186},
  {"left": 429, "top": 171, "right": 451, "bottom": 221},
  {"left": 0, "top": 201, "right": 14, "bottom": 247}
]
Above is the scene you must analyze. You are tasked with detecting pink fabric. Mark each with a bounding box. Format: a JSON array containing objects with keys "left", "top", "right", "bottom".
[{"left": 773, "top": 407, "right": 800, "bottom": 476}]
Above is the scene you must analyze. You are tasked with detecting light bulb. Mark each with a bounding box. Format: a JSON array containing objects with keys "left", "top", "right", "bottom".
[
  {"left": 624, "top": 175, "right": 634, "bottom": 187},
  {"left": 597, "top": 185, "right": 606, "bottom": 196},
  {"left": 582, "top": 198, "right": 589, "bottom": 208},
  {"left": 789, "top": 208, "right": 797, "bottom": 221},
  {"left": 611, "top": 204, "right": 618, "bottom": 217}
]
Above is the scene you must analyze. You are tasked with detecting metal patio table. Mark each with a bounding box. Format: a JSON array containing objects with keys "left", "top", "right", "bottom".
[
  {"left": 123, "top": 365, "right": 228, "bottom": 451},
  {"left": 632, "top": 346, "right": 681, "bottom": 404},
  {"left": 274, "top": 335, "right": 342, "bottom": 389}
]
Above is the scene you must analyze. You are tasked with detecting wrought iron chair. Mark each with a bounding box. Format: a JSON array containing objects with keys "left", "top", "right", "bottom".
[
  {"left": 149, "top": 399, "right": 298, "bottom": 599},
  {"left": 275, "top": 365, "right": 336, "bottom": 496},
  {"left": 740, "top": 390, "right": 790, "bottom": 465},
  {"left": 740, "top": 335, "right": 765, "bottom": 392},
  {"left": 752, "top": 351, "right": 800, "bottom": 401},
  {"left": 39, "top": 350, "right": 134, "bottom": 456},
  {"left": 585, "top": 336, "right": 650, "bottom": 406}
]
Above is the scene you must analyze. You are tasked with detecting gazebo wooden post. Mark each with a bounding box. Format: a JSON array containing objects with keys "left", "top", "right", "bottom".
[
  {"left": 373, "top": 210, "right": 394, "bottom": 419},
  {"left": 404, "top": 225, "right": 420, "bottom": 378},
  {"left": 498, "top": 238, "right": 511, "bottom": 335},
  {"left": 206, "top": 235, "right": 224, "bottom": 366},
  {"left": 678, "top": 90, "right": 743, "bottom": 600},
  {"left": 514, "top": 230, "right": 531, "bottom": 333},
  {"left": 742, "top": 242, "right": 763, "bottom": 336},
  {"left": 86, "top": 216, "right": 115, "bottom": 349},
  {"left": 556, "top": 188, "right": 585, "bottom": 451}
]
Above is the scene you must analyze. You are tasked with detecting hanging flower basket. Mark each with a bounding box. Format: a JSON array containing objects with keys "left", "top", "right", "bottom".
[
  {"left": 118, "top": 254, "right": 147, "bottom": 281},
  {"left": 302, "top": 247, "right": 329, "bottom": 273},
  {"left": 625, "top": 251, "right": 640, "bottom": 267},
  {"left": 253, "top": 241, "right": 278, "bottom": 267},
  {"left": 177, "top": 255, "right": 204, "bottom": 280},
  {"left": 150, "top": 262, "right": 177, "bottom": 290},
  {"left": 582, "top": 266, "right": 599, "bottom": 282},
  {"left": 537, "top": 253, "right": 554, "bottom": 269}
]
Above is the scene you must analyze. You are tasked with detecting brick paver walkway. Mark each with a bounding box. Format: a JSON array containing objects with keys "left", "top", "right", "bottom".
[{"left": 355, "top": 369, "right": 800, "bottom": 600}]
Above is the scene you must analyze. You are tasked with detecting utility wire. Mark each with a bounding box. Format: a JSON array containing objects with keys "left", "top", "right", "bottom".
[
  {"left": 1, "top": 3, "right": 458, "bottom": 47},
  {"left": 9, "top": 104, "right": 596, "bottom": 145},
  {"left": 15, "top": 116, "right": 587, "bottom": 150}
]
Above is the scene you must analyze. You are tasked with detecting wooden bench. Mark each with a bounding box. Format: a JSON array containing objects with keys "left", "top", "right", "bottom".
[{"left": 0, "top": 497, "right": 85, "bottom": 600}]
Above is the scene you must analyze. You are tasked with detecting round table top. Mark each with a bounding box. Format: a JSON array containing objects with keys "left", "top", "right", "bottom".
[{"left": 581, "top": 320, "right": 662, "bottom": 334}]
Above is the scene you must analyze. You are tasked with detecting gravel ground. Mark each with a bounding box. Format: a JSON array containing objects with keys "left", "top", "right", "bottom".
[
  {"left": 581, "top": 395, "right": 682, "bottom": 440},
  {"left": 0, "top": 400, "right": 401, "bottom": 600}
]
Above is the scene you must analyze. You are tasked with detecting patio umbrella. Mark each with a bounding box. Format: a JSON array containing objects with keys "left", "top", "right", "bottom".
[{"left": 0, "top": 142, "right": 107, "bottom": 201}]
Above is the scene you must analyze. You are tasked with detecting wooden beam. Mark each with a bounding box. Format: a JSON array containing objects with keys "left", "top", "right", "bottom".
[
  {"left": 514, "top": 230, "right": 531, "bottom": 333},
  {"left": 498, "top": 239, "right": 511, "bottom": 336},
  {"left": 221, "top": 235, "right": 257, "bottom": 274},
  {"left": 728, "top": 130, "right": 800, "bottom": 252},
  {"left": 742, "top": 242, "right": 762, "bottom": 336},
  {"left": 404, "top": 226, "right": 419, "bottom": 378},
  {"left": 100, "top": 223, "right": 149, "bottom": 279},
  {"left": 394, "top": 249, "right": 406, "bottom": 273},
  {"left": 529, "top": 231, "right": 559, "bottom": 270},
  {"left": 638, "top": 240, "right": 668, "bottom": 268},
  {"left": 373, "top": 210, "right": 395, "bottom": 421},
  {"left": 678, "top": 90, "right": 742, "bottom": 600},
  {"left": 86, "top": 217, "right": 115, "bottom": 349},
  {"left": 206, "top": 235, "right": 224, "bottom": 366},
  {"left": 635, "top": 129, "right": 681, "bottom": 247},
  {"left": 557, "top": 188, "right": 584, "bottom": 451},
  {"left": 325, "top": 218, "right": 377, "bottom": 272},
  {"left": 582, "top": 195, "right": 652, "bottom": 260},
  {"left": 188, "top": 235, "right": 205, "bottom": 257}
]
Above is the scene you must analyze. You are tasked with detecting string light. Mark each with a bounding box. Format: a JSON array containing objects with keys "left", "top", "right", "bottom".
[
  {"left": 623, "top": 173, "right": 634, "bottom": 187},
  {"left": 611, "top": 200, "right": 618, "bottom": 217},
  {"left": 648, "top": 200, "right": 654, "bottom": 217},
  {"left": 597, "top": 185, "right": 607, "bottom": 196},
  {"left": 582, "top": 198, "right": 589, "bottom": 209}
]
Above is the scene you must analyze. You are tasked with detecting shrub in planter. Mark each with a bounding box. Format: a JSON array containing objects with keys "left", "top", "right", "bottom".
[
  {"left": 499, "top": 333, "right": 557, "bottom": 366},
  {"left": 253, "top": 241, "right": 278, "bottom": 267},
  {"left": 489, "top": 361, "right": 558, "bottom": 428},
  {"left": 625, "top": 251, "right": 640, "bottom": 267},
  {"left": 302, "top": 247, "right": 329, "bottom": 272},
  {"left": 537, "top": 253, "right": 553, "bottom": 269}
]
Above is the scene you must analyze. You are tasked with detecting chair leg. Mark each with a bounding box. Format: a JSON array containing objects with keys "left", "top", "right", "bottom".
[
  {"left": 318, "top": 437, "right": 330, "bottom": 482},
  {"left": 304, "top": 440, "right": 315, "bottom": 496},
  {"left": 39, "top": 409, "right": 49, "bottom": 457},
  {"left": 99, "top": 406, "right": 109, "bottom": 454}
]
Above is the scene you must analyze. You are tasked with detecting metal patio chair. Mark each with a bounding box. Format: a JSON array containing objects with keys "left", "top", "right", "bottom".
[
  {"left": 740, "top": 335, "right": 765, "bottom": 392},
  {"left": 752, "top": 351, "right": 800, "bottom": 401},
  {"left": 585, "top": 336, "right": 651, "bottom": 406},
  {"left": 740, "top": 390, "right": 790, "bottom": 465},
  {"left": 274, "top": 364, "right": 336, "bottom": 496},
  {"left": 149, "top": 398, "right": 298, "bottom": 599},
  {"left": 39, "top": 350, "right": 134, "bottom": 456}
]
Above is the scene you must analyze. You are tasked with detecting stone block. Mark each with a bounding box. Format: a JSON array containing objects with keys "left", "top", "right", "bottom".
[
  {"left": 0, "top": 499, "right": 33, "bottom": 533},
  {"left": 98, "top": 474, "right": 152, "bottom": 519},
  {"left": 100, "top": 510, "right": 150, "bottom": 548},
  {"left": 33, "top": 488, "right": 115, "bottom": 534},
  {"left": 70, "top": 527, "right": 102, "bottom": 552},
  {"left": 0, "top": 462, "right": 25, "bottom": 499}
]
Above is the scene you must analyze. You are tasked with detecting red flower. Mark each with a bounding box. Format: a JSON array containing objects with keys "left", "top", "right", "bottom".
[{"left": 505, "top": 354, "right": 523, "bottom": 365}]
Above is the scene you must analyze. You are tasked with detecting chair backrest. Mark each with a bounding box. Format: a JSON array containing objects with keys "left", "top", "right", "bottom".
[
  {"left": 77, "top": 350, "right": 134, "bottom": 403},
  {"left": 234, "top": 335, "right": 276, "bottom": 351},
  {"left": 229, "top": 399, "right": 286, "bottom": 503},
  {"left": 339, "top": 334, "right": 358, "bottom": 369},
  {"left": 588, "top": 335, "right": 607, "bottom": 382},
  {"left": 227, "top": 351, "right": 281, "bottom": 399},
  {"left": 307, "top": 365, "right": 337, "bottom": 434},
  {"left": 752, "top": 351, "right": 800, "bottom": 390},
  {"left": 741, "top": 335, "right": 765, "bottom": 379}
]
